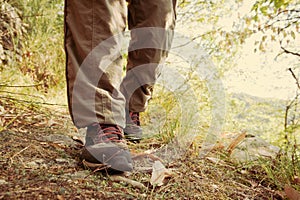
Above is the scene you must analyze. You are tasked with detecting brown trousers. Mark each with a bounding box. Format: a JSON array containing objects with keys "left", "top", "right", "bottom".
[{"left": 65, "top": 0, "right": 177, "bottom": 128}]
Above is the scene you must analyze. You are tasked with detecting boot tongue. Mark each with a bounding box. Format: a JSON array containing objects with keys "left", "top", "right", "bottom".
[
  {"left": 86, "top": 124, "right": 123, "bottom": 144},
  {"left": 100, "top": 125, "right": 123, "bottom": 140}
]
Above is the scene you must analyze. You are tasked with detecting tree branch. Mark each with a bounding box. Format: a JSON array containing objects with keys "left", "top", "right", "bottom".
[
  {"left": 0, "top": 84, "right": 43, "bottom": 88},
  {"left": 288, "top": 68, "right": 300, "bottom": 90},
  {"left": 280, "top": 44, "right": 300, "bottom": 57},
  {"left": 172, "top": 31, "right": 218, "bottom": 49}
]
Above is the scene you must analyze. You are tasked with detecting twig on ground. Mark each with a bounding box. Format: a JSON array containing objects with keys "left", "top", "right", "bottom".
[
  {"left": 0, "top": 96, "right": 67, "bottom": 106},
  {"left": 0, "top": 90, "right": 46, "bottom": 101},
  {"left": 82, "top": 160, "right": 110, "bottom": 178},
  {"left": 1, "top": 110, "right": 25, "bottom": 132},
  {"left": 110, "top": 175, "right": 146, "bottom": 189},
  {"left": 0, "top": 187, "right": 50, "bottom": 195},
  {"left": 134, "top": 167, "right": 153, "bottom": 173},
  {"left": 10, "top": 144, "right": 32, "bottom": 164},
  {"left": 0, "top": 84, "right": 43, "bottom": 88}
]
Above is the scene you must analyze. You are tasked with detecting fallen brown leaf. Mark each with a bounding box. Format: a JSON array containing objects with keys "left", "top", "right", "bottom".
[
  {"left": 132, "top": 152, "right": 163, "bottom": 162},
  {"left": 285, "top": 185, "right": 300, "bottom": 200},
  {"left": 82, "top": 160, "right": 108, "bottom": 169},
  {"left": 57, "top": 195, "right": 65, "bottom": 200},
  {"left": 150, "top": 161, "right": 174, "bottom": 186},
  {"left": 227, "top": 132, "right": 246, "bottom": 155}
]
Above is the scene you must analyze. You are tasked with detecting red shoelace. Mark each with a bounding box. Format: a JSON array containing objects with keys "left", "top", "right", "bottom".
[
  {"left": 129, "top": 112, "right": 140, "bottom": 126},
  {"left": 91, "top": 124, "right": 124, "bottom": 143}
]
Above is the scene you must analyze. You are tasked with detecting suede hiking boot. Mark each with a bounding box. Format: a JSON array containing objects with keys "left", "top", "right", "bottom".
[
  {"left": 124, "top": 112, "right": 143, "bottom": 141},
  {"left": 81, "top": 124, "right": 133, "bottom": 172}
]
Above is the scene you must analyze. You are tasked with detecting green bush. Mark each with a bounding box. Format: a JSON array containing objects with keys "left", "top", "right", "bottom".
[
  {"left": 0, "top": 0, "right": 65, "bottom": 102},
  {"left": 0, "top": 0, "right": 26, "bottom": 66}
]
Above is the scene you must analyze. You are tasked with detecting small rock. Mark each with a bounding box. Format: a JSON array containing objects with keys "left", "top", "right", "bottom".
[
  {"left": 55, "top": 158, "right": 77, "bottom": 167},
  {"left": 212, "top": 184, "right": 218, "bottom": 189},
  {"left": 26, "top": 159, "right": 47, "bottom": 169},
  {"left": 26, "top": 161, "right": 40, "bottom": 169},
  {"left": 55, "top": 158, "right": 69, "bottom": 163},
  {"left": 63, "top": 170, "right": 90, "bottom": 179},
  {"left": 42, "top": 134, "right": 74, "bottom": 146},
  {"left": 0, "top": 179, "right": 8, "bottom": 185},
  {"left": 58, "top": 187, "right": 67, "bottom": 195},
  {"left": 0, "top": 105, "right": 5, "bottom": 114},
  {"left": 231, "top": 137, "right": 280, "bottom": 162},
  {"left": 35, "top": 159, "right": 45, "bottom": 164}
]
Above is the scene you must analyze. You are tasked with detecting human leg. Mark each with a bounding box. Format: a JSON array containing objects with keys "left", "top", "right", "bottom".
[
  {"left": 64, "top": 0, "right": 132, "bottom": 171},
  {"left": 65, "top": 0, "right": 127, "bottom": 128},
  {"left": 122, "top": 0, "right": 177, "bottom": 139}
]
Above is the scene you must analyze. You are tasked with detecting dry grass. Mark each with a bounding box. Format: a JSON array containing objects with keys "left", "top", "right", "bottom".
[
  {"left": 0, "top": 98, "right": 295, "bottom": 200},
  {"left": 1, "top": 1, "right": 299, "bottom": 199}
]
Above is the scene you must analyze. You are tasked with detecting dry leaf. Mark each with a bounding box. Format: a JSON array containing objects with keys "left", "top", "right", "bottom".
[
  {"left": 227, "top": 132, "right": 246, "bottom": 155},
  {"left": 72, "top": 136, "right": 84, "bottom": 146},
  {"left": 199, "top": 143, "right": 225, "bottom": 158},
  {"left": 150, "top": 161, "right": 173, "bottom": 186},
  {"left": 82, "top": 160, "right": 109, "bottom": 173},
  {"left": 57, "top": 195, "right": 65, "bottom": 200},
  {"left": 206, "top": 157, "right": 221, "bottom": 164},
  {"left": 134, "top": 166, "right": 153, "bottom": 173},
  {"left": 132, "top": 152, "right": 163, "bottom": 162},
  {"left": 285, "top": 185, "right": 300, "bottom": 200},
  {"left": 82, "top": 159, "right": 107, "bottom": 169}
]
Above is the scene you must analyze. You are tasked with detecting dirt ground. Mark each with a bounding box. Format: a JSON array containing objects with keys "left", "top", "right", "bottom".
[{"left": 0, "top": 98, "right": 291, "bottom": 199}]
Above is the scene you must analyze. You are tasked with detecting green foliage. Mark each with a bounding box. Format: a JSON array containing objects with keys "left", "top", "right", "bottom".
[
  {"left": 179, "top": 0, "right": 300, "bottom": 58},
  {"left": 243, "top": 155, "right": 300, "bottom": 191},
  {"left": 0, "top": 0, "right": 26, "bottom": 66},
  {"left": 246, "top": 0, "right": 300, "bottom": 55},
  {"left": 0, "top": 0, "right": 65, "bottom": 103},
  {"left": 251, "top": 0, "right": 291, "bottom": 15},
  {"left": 176, "top": 0, "right": 244, "bottom": 74}
]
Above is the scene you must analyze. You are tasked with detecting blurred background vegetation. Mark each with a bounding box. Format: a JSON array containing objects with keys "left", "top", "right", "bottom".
[
  {"left": 1, "top": 0, "right": 299, "bottom": 148},
  {"left": 0, "top": 0, "right": 65, "bottom": 104}
]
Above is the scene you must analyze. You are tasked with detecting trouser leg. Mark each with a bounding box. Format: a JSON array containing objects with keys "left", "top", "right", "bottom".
[
  {"left": 120, "top": 0, "right": 177, "bottom": 112},
  {"left": 65, "top": 0, "right": 127, "bottom": 128}
]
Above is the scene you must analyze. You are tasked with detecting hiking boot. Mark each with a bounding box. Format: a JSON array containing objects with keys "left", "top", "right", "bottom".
[
  {"left": 124, "top": 112, "right": 143, "bottom": 141},
  {"left": 81, "top": 123, "right": 133, "bottom": 172}
]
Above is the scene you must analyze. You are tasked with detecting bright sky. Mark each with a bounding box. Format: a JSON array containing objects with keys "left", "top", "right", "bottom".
[
  {"left": 222, "top": 1, "right": 299, "bottom": 100},
  {"left": 175, "top": 0, "right": 299, "bottom": 100},
  {"left": 224, "top": 37, "right": 298, "bottom": 100}
]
